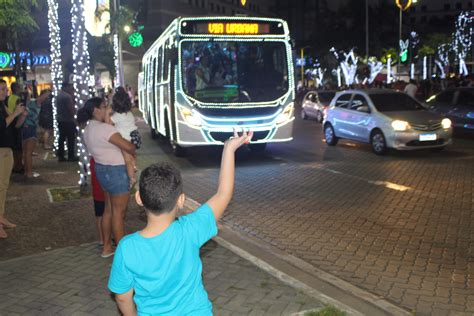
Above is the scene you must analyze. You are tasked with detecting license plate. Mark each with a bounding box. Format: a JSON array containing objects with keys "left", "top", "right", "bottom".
[{"left": 419, "top": 133, "right": 437, "bottom": 141}]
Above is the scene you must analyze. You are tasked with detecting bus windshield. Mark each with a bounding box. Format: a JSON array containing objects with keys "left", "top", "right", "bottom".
[{"left": 181, "top": 41, "right": 289, "bottom": 103}]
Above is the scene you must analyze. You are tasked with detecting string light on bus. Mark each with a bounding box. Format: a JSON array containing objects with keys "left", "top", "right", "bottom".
[{"left": 46, "top": 0, "right": 63, "bottom": 152}]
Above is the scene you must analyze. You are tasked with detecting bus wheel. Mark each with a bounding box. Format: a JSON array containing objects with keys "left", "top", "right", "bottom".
[
  {"left": 171, "top": 141, "right": 187, "bottom": 157},
  {"left": 150, "top": 127, "right": 159, "bottom": 139},
  {"left": 248, "top": 143, "right": 267, "bottom": 152}
]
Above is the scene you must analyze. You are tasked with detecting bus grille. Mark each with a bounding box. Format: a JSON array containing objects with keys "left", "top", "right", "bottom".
[{"left": 209, "top": 131, "right": 269, "bottom": 143}]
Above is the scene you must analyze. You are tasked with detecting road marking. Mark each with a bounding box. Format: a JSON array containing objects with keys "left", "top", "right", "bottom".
[{"left": 369, "top": 180, "right": 411, "bottom": 192}]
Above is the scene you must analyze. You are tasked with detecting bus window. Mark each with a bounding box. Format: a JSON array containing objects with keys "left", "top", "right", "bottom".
[
  {"left": 181, "top": 41, "right": 288, "bottom": 103},
  {"left": 163, "top": 40, "right": 169, "bottom": 81},
  {"left": 158, "top": 47, "right": 163, "bottom": 83}
]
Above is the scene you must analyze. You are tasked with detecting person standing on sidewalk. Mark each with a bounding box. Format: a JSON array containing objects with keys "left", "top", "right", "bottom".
[
  {"left": 108, "top": 130, "right": 252, "bottom": 316},
  {"left": 0, "top": 79, "right": 27, "bottom": 238},
  {"left": 78, "top": 97, "right": 136, "bottom": 258},
  {"left": 56, "top": 83, "right": 77, "bottom": 162},
  {"left": 7, "top": 82, "right": 24, "bottom": 173}
]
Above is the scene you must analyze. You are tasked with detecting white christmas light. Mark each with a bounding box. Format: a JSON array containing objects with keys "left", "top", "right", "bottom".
[
  {"left": 367, "top": 58, "right": 383, "bottom": 84},
  {"left": 423, "top": 56, "right": 427, "bottom": 80},
  {"left": 387, "top": 58, "right": 392, "bottom": 84},
  {"left": 71, "top": 0, "right": 92, "bottom": 185},
  {"left": 46, "top": 0, "right": 63, "bottom": 151},
  {"left": 410, "top": 63, "right": 415, "bottom": 79},
  {"left": 330, "top": 48, "right": 358, "bottom": 86},
  {"left": 113, "top": 33, "right": 121, "bottom": 86},
  {"left": 452, "top": 11, "right": 473, "bottom": 76}
]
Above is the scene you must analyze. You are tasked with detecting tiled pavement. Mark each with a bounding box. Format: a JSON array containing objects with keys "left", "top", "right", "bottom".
[{"left": 0, "top": 241, "right": 323, "bottom": 315}]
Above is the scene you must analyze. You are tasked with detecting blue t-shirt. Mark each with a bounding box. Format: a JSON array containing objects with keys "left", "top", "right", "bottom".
[{"left": 108, "top": 204, "right": 217, "bottom": 316}]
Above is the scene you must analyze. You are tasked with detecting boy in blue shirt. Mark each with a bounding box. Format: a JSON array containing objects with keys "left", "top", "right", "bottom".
[{"left": 108, "top": 130, "right": 253, "bottom": 316}]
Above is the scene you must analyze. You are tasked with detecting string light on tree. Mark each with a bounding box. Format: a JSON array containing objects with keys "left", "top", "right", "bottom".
[
  {"left": 113, "top": 33, "right": 121, "bottom": 86},
  {"left": 46, "top": 0, "right": 63, "bottom": 151},
  {"left": 71, "top": 0, "right": 92, "bottom": 186},
  {"left": 435, "top": 43, "right": 450, "bottom": 79},
  {"left": 452, "top": 11, "right": 473, "bottom": 76}
]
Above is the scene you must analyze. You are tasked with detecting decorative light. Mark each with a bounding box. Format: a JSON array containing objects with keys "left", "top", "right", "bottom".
[
  {"left": 399, "top": 39, "right": 409, "bottom": 62},
  {"left": 410, "top": 63, "right": 415, "bottom": 79},
  {"left": 71, "top": 0, "right": 92, "bottom": 185},
  {"left": 452, "top": 11, "right": 473, "bottom": 76},
  {"left": 330, "top": 47, "right": 358, "bottom": 86},
  {"left": 422, "top": 56, "right": 427, "bottom": 80},
  {"left": 395, "top": 0, "right": 412, "bottom": 11},
  {"left": 113, "top": 33, "right": 121, "bottom": 86},
  {"left": 46, "top": 0, "right": 63, "bottom": 151},
  {"left": 367, "top": 58, "right": 384, "bottom": 84},
  {"left": 387, "top": 57, "right": 392, "bottom": 84},
  {"left": 128, "top": 32, "right": 144, "bottom": 47},
  {"left": 124, "top": 25, "right": 131, "bottom": 33}
]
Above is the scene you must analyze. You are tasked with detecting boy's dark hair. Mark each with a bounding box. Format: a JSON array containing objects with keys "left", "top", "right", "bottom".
[
  {"left": 112, "top": 86, "right": 131, "bottom": 114},
  {"left": 139, "top": 163, "right": 183, "bottom": 215}
]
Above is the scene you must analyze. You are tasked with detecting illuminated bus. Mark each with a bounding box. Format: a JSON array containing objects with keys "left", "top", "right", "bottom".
[{"left": 138, "top": 16, "right": 295, "bottom": 155}]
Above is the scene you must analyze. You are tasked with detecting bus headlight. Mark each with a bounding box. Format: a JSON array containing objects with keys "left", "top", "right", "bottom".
[
  {"left": 391, "top": 120, "right": 410, "bottom": 131},
  {"left": 276, "top": 103, "right": 294, "bottom": 125},
  {"left": 441, "top": 118, "right": 452, "bottom": 129},
  {"left": 179, "top": 107, "right": 202, "bottom": 127}
]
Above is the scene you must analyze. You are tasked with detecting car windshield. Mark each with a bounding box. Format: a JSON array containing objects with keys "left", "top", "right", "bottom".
[
  {"left": 318, "top": 92, "right": 335, "bottom": 104},
  {"left": 370, "top": 93, "right": 424, "bottom": 112},
  {"left": 181, "top": 41, "right": 289, "bottom": 103}
]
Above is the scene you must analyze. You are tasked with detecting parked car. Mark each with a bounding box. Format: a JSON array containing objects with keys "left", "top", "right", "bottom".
[
  {"left": 323, "top": 89, "right": 453, "bottom": 155},
  {"left": 301, "top": 90, "right": 336, "bottom": 122},
  {"left": 425, "top": 87, "right": 474, "bottom": 132}
]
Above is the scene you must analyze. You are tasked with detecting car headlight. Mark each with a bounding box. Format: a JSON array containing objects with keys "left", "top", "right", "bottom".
[
  {"left": 391, "top": 120, "right": 411, "bottom": 131},
  {"left": 179, "top": 107, "right": 202, "bottom": 127},
  {"left": 276, "top": 103, "right": 294, "bottom": 125},
  {"left": 441, "top": 118, "right": 452, "bottom": 129}
]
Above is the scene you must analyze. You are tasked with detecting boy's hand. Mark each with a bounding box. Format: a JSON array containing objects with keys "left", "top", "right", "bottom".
[{"left": 224, "top": 129, "right": 253, "bottom": 152}]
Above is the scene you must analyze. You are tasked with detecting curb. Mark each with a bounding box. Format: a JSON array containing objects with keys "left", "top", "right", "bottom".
[{"left": 185, "top": 198, "right": 412, "bottom": 316}]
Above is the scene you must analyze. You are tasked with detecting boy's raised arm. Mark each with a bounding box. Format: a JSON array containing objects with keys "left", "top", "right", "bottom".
[{"left": 207, "top": 130, "right": 252, "bottom": 222}]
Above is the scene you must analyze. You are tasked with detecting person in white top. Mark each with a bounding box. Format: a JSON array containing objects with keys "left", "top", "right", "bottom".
[
  {"left": 404, "top": 79, "right": 418, "bottom": 99},
  {"left": 195, "top": 55, "right": 211, "bottom": 91},
  {"left": 109, "top": 87, "right": 141, "bottom": 188}
]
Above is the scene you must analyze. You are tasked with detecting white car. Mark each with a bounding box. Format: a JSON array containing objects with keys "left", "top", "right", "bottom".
[
  {"left": 323, "top": 90, "right": 453, "bottom": 155},
  {"left": 301, "top": 90, "right": 336, "bottom": 122}
]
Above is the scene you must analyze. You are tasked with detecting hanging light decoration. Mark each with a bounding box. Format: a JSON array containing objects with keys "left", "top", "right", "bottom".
[
  {"left": 46, "top": 0, "right": 63, "bottom": 151},
  {"left": 71, "top": 0, "right": 92, "bottom": 185}
]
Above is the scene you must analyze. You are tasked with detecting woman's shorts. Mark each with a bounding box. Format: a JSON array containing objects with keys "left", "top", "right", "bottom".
[
  {"left": 21, "top": 125, "right": 37, "bottom": 141},
  {"left": 94, "top": 163, "right": 130, "bottom": 195}
]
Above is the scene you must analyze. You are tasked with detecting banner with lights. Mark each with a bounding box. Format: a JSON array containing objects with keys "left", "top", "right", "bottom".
[{"left": 180, "top": 18, "right": 287, "bottom": 36}]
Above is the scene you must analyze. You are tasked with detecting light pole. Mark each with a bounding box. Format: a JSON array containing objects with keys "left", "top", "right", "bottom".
[
  {"left": 300, "top": 45, "right": 312, "bottom": 87},
  {"left": 395, "top": 0, "right": 413, "bottom": 79},
  {"left": 366, "top": 0, "right": 369, "bottom": 58},
  {"left": 112, "top": 0, "right": 125, "bottom": 87}
]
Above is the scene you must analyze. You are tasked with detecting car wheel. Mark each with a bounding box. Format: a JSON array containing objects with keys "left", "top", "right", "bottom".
[
  {"left": 301, "top": 109, "right": 308, "bottom": 120},
  {"left": 316, "top": 110, "right": 323, "bottom": 123},
  {"left": 324, "top": 123, "right": 338, "bottom": 146},
  {"left": 371, "top": 130, "right": 387, "bottom": 155}
]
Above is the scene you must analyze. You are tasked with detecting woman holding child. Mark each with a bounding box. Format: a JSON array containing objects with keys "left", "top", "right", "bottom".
[{"left": 77, "top": 97, "right": 136, "bottom": 258}]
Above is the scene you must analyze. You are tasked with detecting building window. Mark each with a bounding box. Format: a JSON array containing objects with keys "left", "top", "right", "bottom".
[{"left": 444, "top": 3, "right": 450, "bottom": 10}]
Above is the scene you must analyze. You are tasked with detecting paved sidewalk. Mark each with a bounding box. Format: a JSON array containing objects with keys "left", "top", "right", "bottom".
[{"left": 0, "top": 240, "right": 323, "bottom": 316}]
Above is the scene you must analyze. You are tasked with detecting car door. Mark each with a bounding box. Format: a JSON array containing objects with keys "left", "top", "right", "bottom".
[
  {"left": 345, "top": 94, "right": 372, "bottom": 142},
  {"left": 331, "top": 93, "right": 353, "bottom": 138},
  {"left": 453, "top": 89, "right": 474, "bottom": 129},
  {"left": 303, "top": 92, "right": 317, "bottom": 117}
]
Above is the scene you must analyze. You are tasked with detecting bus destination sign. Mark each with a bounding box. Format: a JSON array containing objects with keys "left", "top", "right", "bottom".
[{"left": 181, "top": 19, "right": 285, "bottom": 35}]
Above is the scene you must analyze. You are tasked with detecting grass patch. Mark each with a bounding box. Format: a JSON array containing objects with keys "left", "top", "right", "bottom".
[
  {"left": 304, "top": 305, "right": 347, "bottom": 316},
  {"left": 47, "top": 186, "right": 89, "bottom": 202}
]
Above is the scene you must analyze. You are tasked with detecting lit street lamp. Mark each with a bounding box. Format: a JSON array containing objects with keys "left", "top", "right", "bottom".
[{"left": 124, "top": 25, "right": 131, "bottom": 33}]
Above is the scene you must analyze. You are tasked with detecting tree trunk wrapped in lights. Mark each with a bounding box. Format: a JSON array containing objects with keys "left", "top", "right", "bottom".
[
  {"left": 46, "top": 0, "right": 63, "bottom": 152},
  {"left": 71, "top": 0, "right": 92, "bottom": 186}
]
